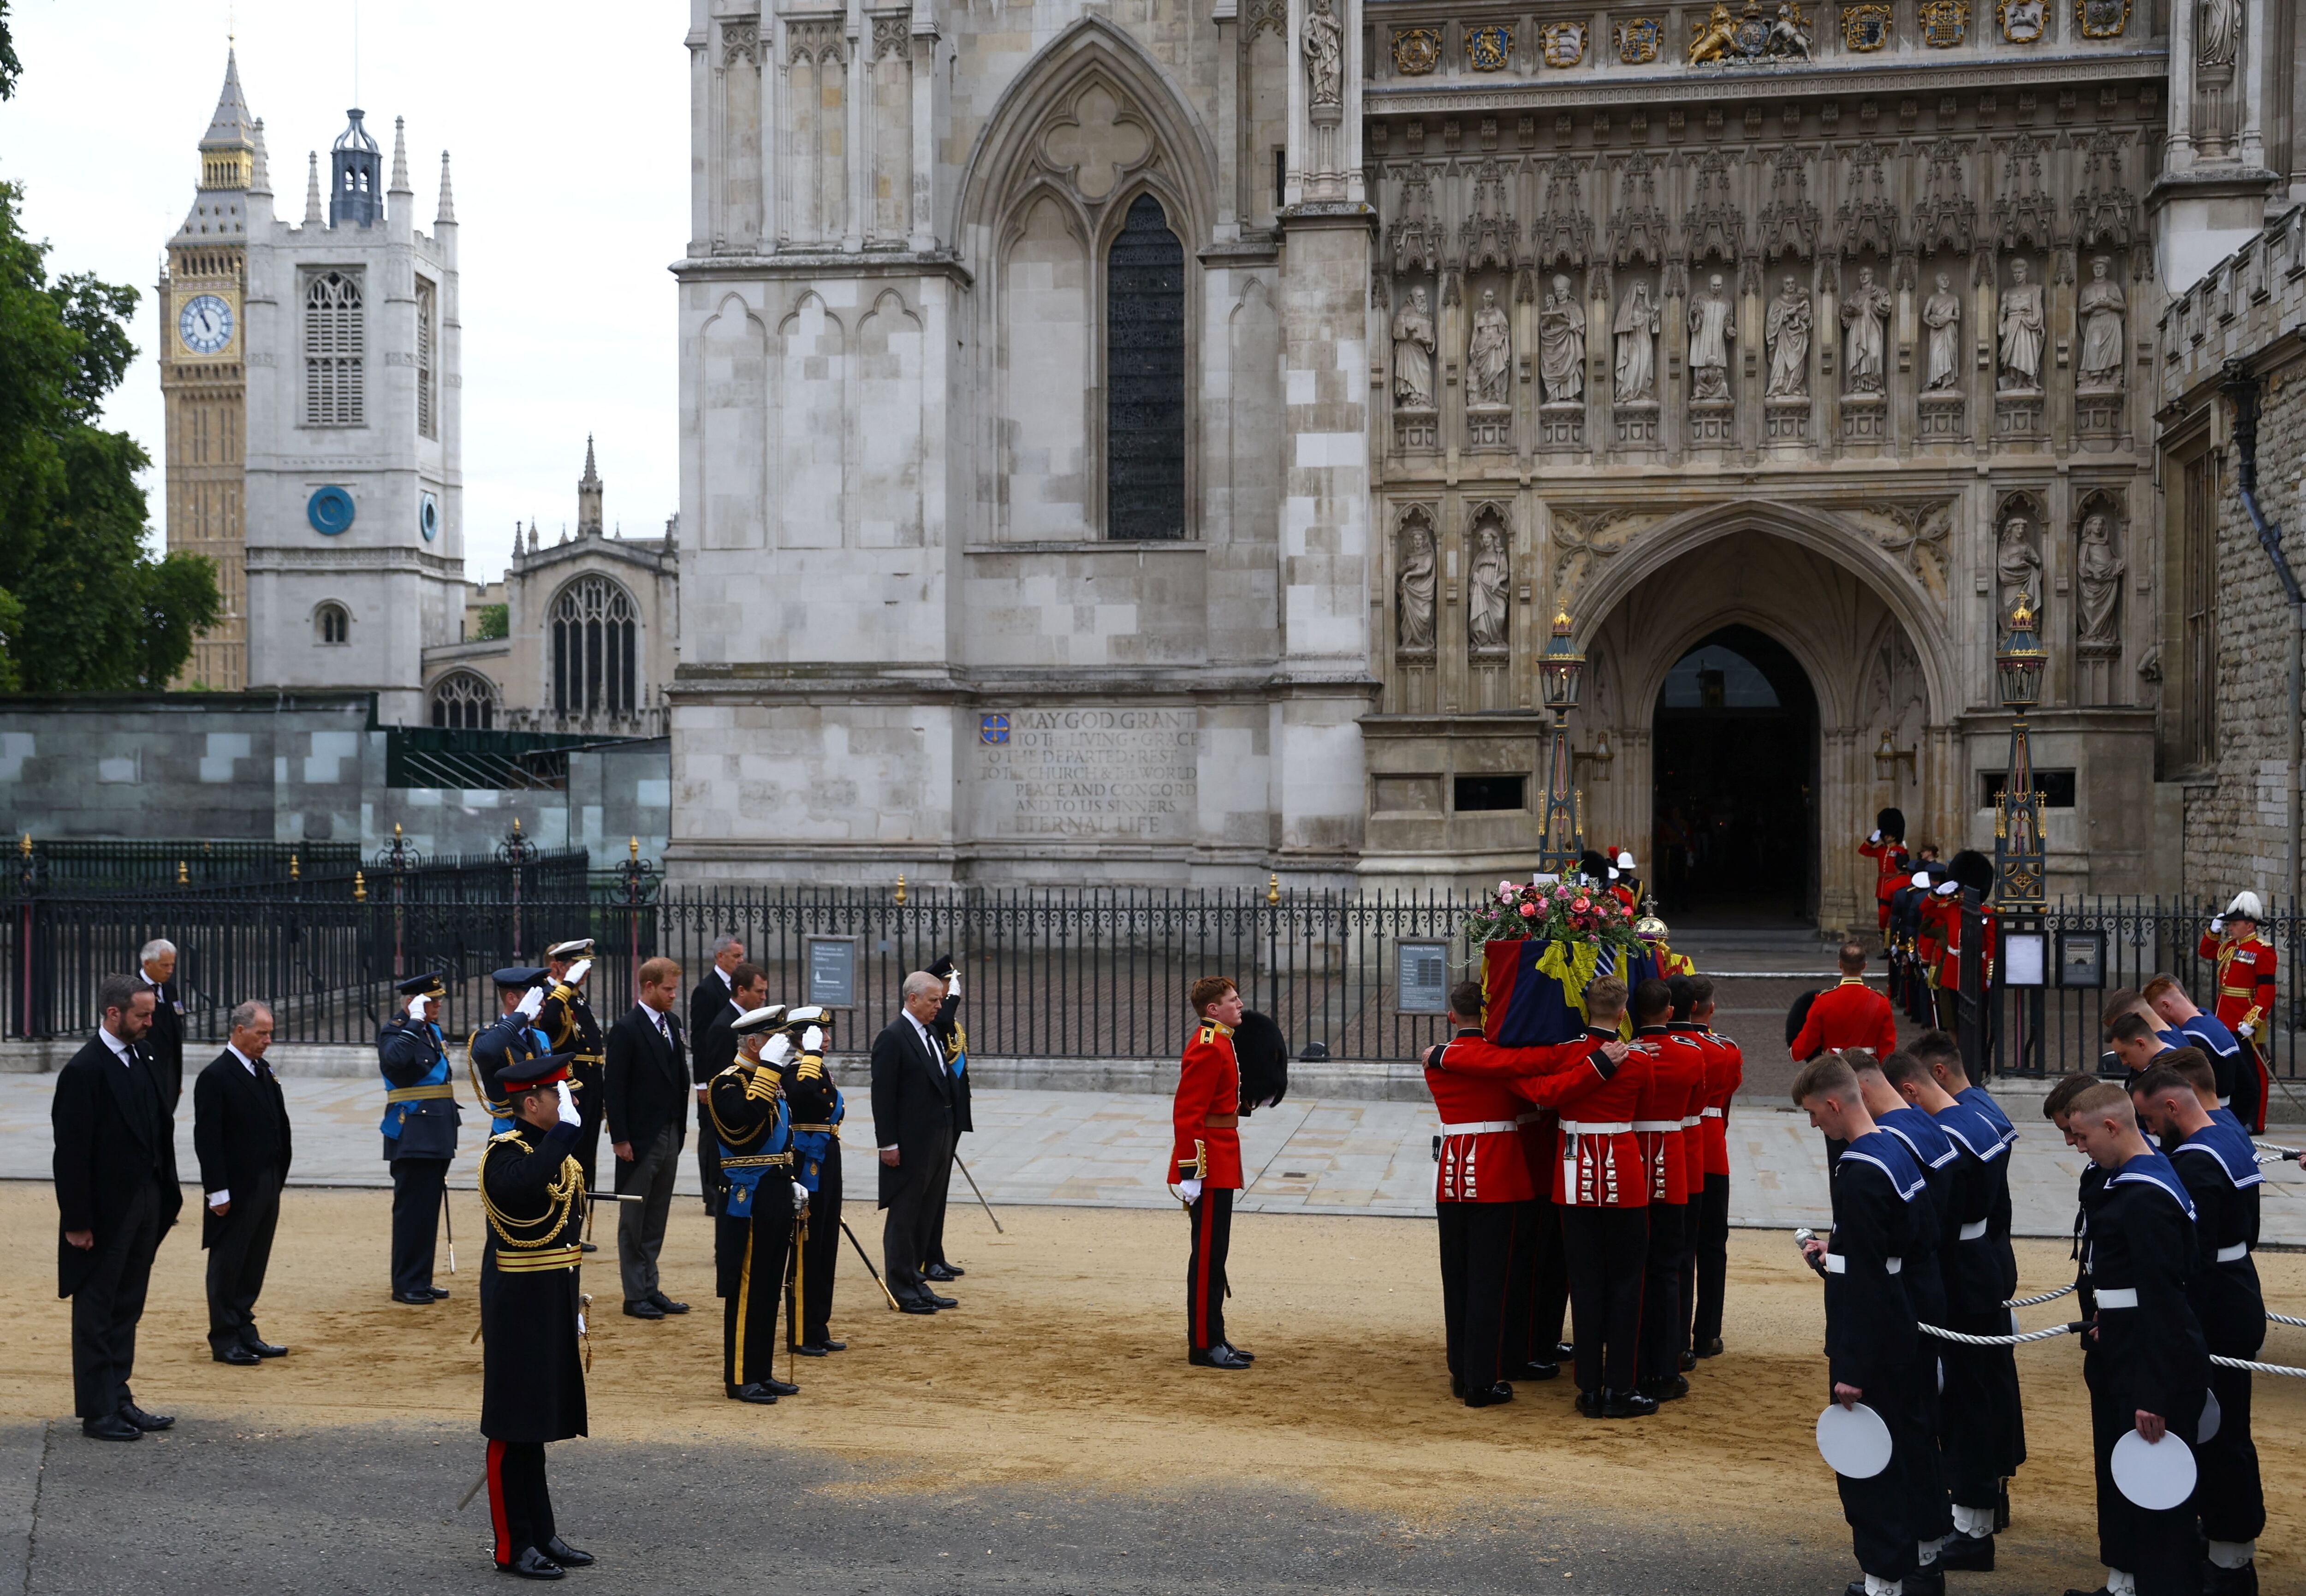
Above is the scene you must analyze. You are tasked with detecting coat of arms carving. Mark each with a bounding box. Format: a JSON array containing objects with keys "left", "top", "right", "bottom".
[
  {"left": 1688, "top": 1, "right": 1811, "bottom": 64},
  {"left": 1391, "top": 26, "right": 1440, "bottom": 74},
  {"left": 1466, "top": 23, "right": 1512, "bottom": 70},
  {"left": 1540, "top": 20, "right": 1587, "bottom": 66},
  {"left": 1919, "top": 0, "right": 1968, "bottom": 44},
  {"left": 1614, "top": 16, "right": 1662, "bottom": 62},
  {"left": 2074, "top": 0, "right": 2128, "bottom": 37},
  {"left": 1841, "top": 3, "right": 1892, "bottom": 49},
  {"left": 1996, "top": 0, "right": 2046, "bottom": 40}
]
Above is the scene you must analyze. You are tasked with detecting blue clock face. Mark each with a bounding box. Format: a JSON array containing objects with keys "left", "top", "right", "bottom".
[{"left": 177, "top": 293, "right": 234, "bottom": 356}]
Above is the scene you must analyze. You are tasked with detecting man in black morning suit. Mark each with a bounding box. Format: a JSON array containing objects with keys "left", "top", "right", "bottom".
[
  {"left": 872, "top": 971, "right": 958, "bottom": 1313},
  {"left": 604, "top": 956, "right": 692, "bottom": 1320},
  {"left": 193, "top": 1000, "right": 294, "bottom": 1365},
  {"left": 137, "top": 937, "right": 186, "bottom": 1108},
  {"left": 51, "top": 973, "right": 183, "bottom": 1441},
  {"left": 689, "top": 934, "right": 747, "bottom": 1214}
]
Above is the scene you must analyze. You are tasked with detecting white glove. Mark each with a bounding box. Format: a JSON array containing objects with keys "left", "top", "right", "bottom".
[
  {"left": 2239, "top": 1022, "right": 2256, "bottom": 1039},
  {"left": 555, "top": 1080, "right": 581, "bottom": 1126},
  {"left": 945, "top": 969, "right": 962, "bottom": 1000},
  {"left": 801, "top": 1025, "right": 825, "bottom": 1053},
  {"left": 1869, "top": 830, "right": 1881, "bottom": 843},
  {"left": 566, "top": 958, "right": 592, "bottom": 986},
  {"left": 514, "top": 985, "right": 545, "bottom": 1020},
  {"left": 763, "top": 1033, "right": 794, "bottom": 1066},
  {"left": 405, "top": 994, "right": 429, "bottom": 1023},
  {"left": 790, "top": 1183, "right": 809, "bottom": 1214},
  {"left": 1179, "top": 1178, "right": 1203, "bottom": 1204},
  {"left": 2210, "top": 917, "right": 2225, "bottom": 936}
]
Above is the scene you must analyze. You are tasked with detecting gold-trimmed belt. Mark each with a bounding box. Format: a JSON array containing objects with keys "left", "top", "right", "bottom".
[
  {"left": 720, "top": 1153, "right": 795, "bottom": 1169},
  {"left": 789, "top": 1123, "right": 836, "bottom": 1133},
  {"left": 492, "top": 1244, "right": 581, "bottom": 1273},
  {"left": 385, "top": 1083, "right": 456, "bottom": 1104}
]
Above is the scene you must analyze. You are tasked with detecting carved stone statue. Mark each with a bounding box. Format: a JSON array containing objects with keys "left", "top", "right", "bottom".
[
  {"left": 2077, "top": 512, "right": 2125, "bottom": 646},
  {"left": 1302, "top": 0, "right": 1343, "bottom": 108},
  {"left": 1468, "top": 523, "right": 1509, "bottom": 651},
  {"left": 1998, "top": 259, "right": 2045, "bottom": 392},
  {"left": 2079, "top": 256, "right": 2126, "bottom": 390},
  {"left": 2198, "top": 0, "right": 2240, "bottom": 69},
  {"left": 1538, "top": 275, "right": 1585, "bottom": 403},
  {"left": 1688, "top": 1, "right": 1738, "bottom": 62},
  {"left": 1397, "top": 519, "right": 1437, "bottom": 652},
  {"left": 1468, "top": 288, "right": 1512, "bottom": 408},
  {"left": 1613, "top": 282, "right": 1659, "bottom": 403},
  {"left": 1840, "top": 266, "right": 1890, "bottom": 396},
  {"left": 1391, "top": 285, "right": 1435, "bottom": 410},
  {"left": 1765, "top": 276, "right": 1811, "bottom": 399},
  {"left": 1769, "top": 2, "right": 1813, "bottom": 58},
  {"left": 1997, "top": 513, "right": 2044, "bottom": 619},
  {"left": 1923, "top": 273, "right": 1962, "bottom": 392},
  {"left": 1689, "top": 274, "right": 1734, "bottom": 402}
]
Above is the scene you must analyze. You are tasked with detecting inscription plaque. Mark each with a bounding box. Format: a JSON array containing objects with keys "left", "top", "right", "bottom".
[{"left": 973, "top": 707, "right": 1198, "bottom": 841}]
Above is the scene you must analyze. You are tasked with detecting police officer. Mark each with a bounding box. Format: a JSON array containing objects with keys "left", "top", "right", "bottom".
[
  {"left": 777, "top": 1005, "right": 848, "bottom": 1357},
  {"left": 378, "top": 972, "right": 463, "bottom": 1305},
  {"left": 470, "top": 968, "right": 551, "bottom": 1138},
  {"left": 476, "top": 1051, "right": 594, "bottom": 1580},
  {"left": 536, "top": 941, "right": 607, "bottom": 1214},
  {"left": 711, "top": 1005, "right": 804, "bottom": 1404}
]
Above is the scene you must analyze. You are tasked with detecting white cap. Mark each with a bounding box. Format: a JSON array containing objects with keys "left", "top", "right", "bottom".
[
  {"left": 731, "top": 1004, "right": 789, "bottom": 1035},
  {"left": 1616, "top": 850, "right": 1635, "bottom": 869},
  {"left": 1910, "top": 871, "right": 1932, "bottom": 890}
]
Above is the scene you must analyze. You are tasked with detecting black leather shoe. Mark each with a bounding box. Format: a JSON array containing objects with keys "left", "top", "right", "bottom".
[
  {"left": 1637, "top": 1375, "right": 1689, "bottom": 1401},
  {"left": 1503, "top": 1360, "right": 1559, "bottom": 1382},
  {"left": 212, "top": 1345, "right": 261, "bottom": 1366},
  {"left": 540, "top": 1537, "right": 594, "bottom": 1569},
  {"left": 1694, "top": 1336, "right": 1724, "bottom": 1358},
  {"left": 244, "top": 1339, "right": 288, "bottom": 1359},
  {"left": 80, "top": 1413, "right": 139, "bottom": 1442},
  {"left": 1678, "top": 1350, "right": 1697, "bottom": 1372},
  {"left": 1554, "top": 1341, "right": 1576, "bottom": 1361},
  {"left": 578, "top": 1241, "right": 599, "bottom": 1254},
  {"left": 393, "top": 1290, "right": 438, "bottom": 1305},
  {"left": 817, "top": 1338, "right": 847, "bottom": 1352},
  {"left": 898, "top": 1297, "right": 938, "bottom": 1315},
  {"left": 760, "top": 1377, "right": 800, "bottom": 1396},
  {"left": 2204, "top": 1562, "right": 2260, "bottom": 1596},
  {"left": 1599, "top": 1388, "right": 1658, "bottom": 1418},
  {"left": 648, "top": 1292, "right": 690, "bottom": 1315},
  {"left": 1464, "top": 1381, "right": 1514, "bottom": 1408},
  {"left": 1574, "top": 1389, "right": 1599, "bottom": 1416},
  {"left": 1220, "top": 1342, "right": 1255, "bottom": 1363},
  {"left": 498, "top": 1547, "right": 565, "bottom": 1580},
  {"left": 797, "top": 1342, "right": 832, "bottom": 1357},
  {"left": 925, "top": 1262, "right": 964, "bottom": 1281},
  {"left": 1905, "top": 1566, "right": 1945, "bottom": 1596},
  {"left": 426, "top": 1286, "right": 451, "bottom": 1299},
  {"left": 623, "top": 1299, "right": 666, "bottom": 1321},
  {"left": 1188, "top": 1346, "right": 1251, "bottom": 1369},
  {"left": 1935, "top": 1533, "right": 1994, "bottom": 1572},
  {"left": 921, "top": 1290, "right": 957, "bottom": 1309},
  {"left": 120, "top": 1404, "right": 172, "bottom": 1432},
  {"left": 727, "top": 1382, "right": 779, "bottom": 1404}
]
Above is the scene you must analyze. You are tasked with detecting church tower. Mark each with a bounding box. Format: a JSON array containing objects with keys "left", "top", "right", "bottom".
[
  {"left": 576, "top": 436, "right": 603, "bottom": 537},
  {"left": 160, "top": 49, "right": 261, "bottom": 688}
]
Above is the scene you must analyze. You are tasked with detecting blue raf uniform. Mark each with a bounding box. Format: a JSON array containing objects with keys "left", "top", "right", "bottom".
[
  {"left": 469, "top": 967, "right": 553, "bottom": 1137},
  {"left": 378, "top": 971, "right": 464, "bottom": 1303},
  {"left": 778, "top": 1006, "right": 847, "bottom": 1353},
  {"left": 711, "top": 1006, "right": 802, "bottom": 1403}
]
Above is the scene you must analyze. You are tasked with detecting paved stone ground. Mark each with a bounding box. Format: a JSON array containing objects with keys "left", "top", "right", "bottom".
[{"left": 2, "top": 1073, "right": 2300, "bottom": 1242}]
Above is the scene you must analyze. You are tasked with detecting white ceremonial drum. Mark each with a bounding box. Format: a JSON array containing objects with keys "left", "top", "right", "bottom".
[
  {"left": 2111, "top": 1430, "right": 2197, "bottom": 1511},
  {"left": 1816, "top": 1402, "right": 1894, "bottom": 1479},
  {"left": 2198, "top": 1389, "right": 2222, "bottom": 1446}
]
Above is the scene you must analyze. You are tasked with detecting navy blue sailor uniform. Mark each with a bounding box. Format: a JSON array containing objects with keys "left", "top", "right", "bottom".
[
  {"left": 779, "top": 1031, "right": 846, "bottom": 1350},
  {"left": 377, "top": 974, "right": 463, "bottom": 1300},
  {"left": 1873, "top": 1106, "right": 1958, "bottom": 1554},
  {"left": 2158, "top": 1014, "right": 2247, "bottom": 1113},
  {"left": 1930, "top": 1088, "right": 2025, "bottom": 1527},
  {"left": 1821, "top": 1129, "right": 1944, "bottom": 1592},
  {"left": 2084, "top": 1151, "right": 2211, "bottom": 1596},
  {"left": 710, "top": 1054, "right": 799, "bottom": 1398},
  {"left": 2167, "top": 1117, "right": 2266, "bottom": 1569}
]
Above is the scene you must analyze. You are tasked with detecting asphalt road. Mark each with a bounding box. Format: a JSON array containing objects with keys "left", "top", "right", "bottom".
[{"left": 0, "top": 1420, "right": 1859, "bottom": 1596}]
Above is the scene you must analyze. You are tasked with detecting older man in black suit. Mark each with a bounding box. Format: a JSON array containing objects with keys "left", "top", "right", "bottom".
[
  {"left": 193, "top": 1000, "right": 294, "bottom": 1365},
  {"left": 137, "top": 937, "right": 186, "bottom": 1109},
  {"left": 689, "top": 933, "right": 746, "bottom": 1211},
  {"left": 605, "top": 956, "right": 692, "bottom": 1321},
  {"left": 52, "top": 973, "right": 183, "bottom": 1441},
  {"left": 872, "top": 971, "right": 958, "bottom": 1314}
]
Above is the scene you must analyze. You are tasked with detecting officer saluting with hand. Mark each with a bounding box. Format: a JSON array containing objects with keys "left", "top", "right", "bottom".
[
  {"left": 712, "top": 1005, "right": 804, "bottom": 1404},
  {"left": 776, "top": 1006, "right": 848, "bottom": 1356},
  {"left": 378, "top": 972, "right": 462, "bottom": 1305},
  {"left": 536, "top": 941, "right": 607, "bottom": 1209},
  {"left": 470, "top": 968, "right": 552, "bottom": 1137}
]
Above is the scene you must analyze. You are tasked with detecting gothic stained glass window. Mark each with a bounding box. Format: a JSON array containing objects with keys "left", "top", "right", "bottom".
[
  {"left": 303, "top": 271, "right": 364, "bottom": 426},
  {"left": 1105, "top": 193, "right": 1186, "bottom": 540},
  {"left": 430, "top": 671, "right": 496, "bottom": 729},
  {"left": 551, "top": 576, "right": 639, "bottom": 718}
]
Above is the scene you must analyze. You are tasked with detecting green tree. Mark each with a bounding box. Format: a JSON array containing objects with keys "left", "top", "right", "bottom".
[
  {"left": 0, "top": 180, "right": 218, "bottom": 690},
  {"left": 476, "top": 602, "right": 509, "bottom": 641},
  {"left": 0, "top": 3, "right": 19, "bottom": 102}
]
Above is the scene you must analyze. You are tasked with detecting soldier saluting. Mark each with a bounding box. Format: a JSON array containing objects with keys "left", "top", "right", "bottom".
[
  {"left": 378, "top": 972, "right": 462, "bottom": 1305},
  {"left": 2198, "top": 893, "right": 2277, "bottom": 1133},
  {"left": 776, "top": 1006, "right": 848, "bottom": 1356},
  {"left": 537, "top": 941, "right": 607, "bottom": 1218},
  {"left": 476, "top": 1051, "right": 595, "bottom": 1581},
  {"left": 713, "top": 1005, "right": 804, "bottom": 1404},
  {"left": 470, "top": 967, "right": 552, "bottom": 1137}
]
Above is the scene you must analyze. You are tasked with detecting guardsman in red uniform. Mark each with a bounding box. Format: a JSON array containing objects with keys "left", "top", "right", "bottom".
[
  {"left": 1173, "top": 976, "right": 1248, "bottom": 1369},
  {"left": 1928, "top": 850, "right": 1998, "bottom": 1036},
  {"left": 2200, "top": 891, "right": 2278, "bottom": 1133},
  {"left": 1679, "top": 976, "right": 1742, "bottom": 1359},
  {"left": 1859, "top": 807, "right": 1910, "bottom": 948},
  {"left": 1789, "top": 942, "right": 1900, "bottom": 1061},
  {"left": 1631, "top": 979, "right": 1706, "bottom": 1400}
]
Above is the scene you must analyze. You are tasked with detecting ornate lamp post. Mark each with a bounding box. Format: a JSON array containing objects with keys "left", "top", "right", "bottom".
[
  {"left": 1993, "top": 592, "right": 2047, "bottom": 908},
  {"left": 1536, "top": 610, "right": 1586, "bottom": 875},
  {"left": 498, "top": 817, "right": 537, "bottom": 960},
  {"left": 619, "top": 835, "right": 658, "bottom": 973}
]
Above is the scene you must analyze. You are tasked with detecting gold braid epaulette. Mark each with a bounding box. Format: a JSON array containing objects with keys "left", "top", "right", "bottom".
[
  {"left": 708, "top": 1064, "right": 781, "bottom": 1147},
  {"left": 478, "top": 1131, "right": 583, "bottom": 1249}
]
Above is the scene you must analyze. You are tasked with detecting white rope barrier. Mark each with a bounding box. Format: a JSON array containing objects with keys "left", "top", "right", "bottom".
[
  {"left": 2213, "top": 1353, "right": 2306, "bottom": 1378},
  {"left": 2269, "top": 1311, "right": 2306, "bottom": 1329},
  {"left": 1918, "top": 1320, "right": 2084, "bottom": 1347},
  {"left": 2005, "top": 1283, "right": 2075, "bottom": 1308},
  {"left": 2253, "top": 1141, "right": 2301, "bottom": 1160}
]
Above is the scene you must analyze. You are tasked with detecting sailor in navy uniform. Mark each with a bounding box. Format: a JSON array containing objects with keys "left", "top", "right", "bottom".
[
  {"left": 477, "top": 1051, "right": 595, "bottom": 1581},
  {"left": 712, "top": 1005, "right": 804, "bottom": 1403},
  {"left": 470, "top": 967, "right": 552, "bottom": 1138},
  {"left": 777, "top": 1006, "right": 848, "bottom": 1355},
  {"left": 377, "top": 972, "right": 463, "bottom": 1305}
]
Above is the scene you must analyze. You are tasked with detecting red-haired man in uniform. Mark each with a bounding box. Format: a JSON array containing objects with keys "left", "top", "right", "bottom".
[{"left": 1173, "top": 976, "right": 1249, "bottom": 1369}]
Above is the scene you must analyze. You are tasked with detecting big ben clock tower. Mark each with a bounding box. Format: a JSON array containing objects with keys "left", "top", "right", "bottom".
[{"left": 160, "top": 50, "right": 261, "bottom": 689}]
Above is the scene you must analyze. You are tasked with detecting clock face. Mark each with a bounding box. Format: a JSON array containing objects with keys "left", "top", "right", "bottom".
[{"left": 177, "top": 293, "right": 234, "bottom": 356}]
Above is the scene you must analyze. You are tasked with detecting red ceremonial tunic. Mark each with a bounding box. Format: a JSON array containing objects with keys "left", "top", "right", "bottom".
[
  {"left": 1859, "top": 835, "right": 1909, "bottom": 924},
  {"left": 2199, "top": 930, "right": 2278, "bottom": 1035},
  {"left": 1423, "top": 1031, "right": 1539, "bottom": 1203},
  {"left": 1631, "top": 1026, "right": 1704, "bottom": 1204},
  {"left": 1915, "top": 891, "right": 1952, "bottom": 978},
  {"left": 1934, "top": 900, "right": 1997, "bottom": 990},
  {"left": 1788, "top": 977, "right": 1899, "bottom": 1061},
  {"left": 1170, "top": 1019, "right": 1243, "bottom": 1188},
  {"left": 1694, "top": 1025, "right": 1743, "bottom": 1178},
  {"left": 1665, "top": 1022, "right": 1714, "bottom": 1180},
  {"left": 1426, "top": 1032, "right": 1608, "bottom": 1188},
  {"left": 1511, "top": 1028, "right": 1651, "bottom": 1210}
]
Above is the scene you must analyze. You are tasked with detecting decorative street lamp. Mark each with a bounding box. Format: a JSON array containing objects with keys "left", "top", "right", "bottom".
[
  {"left": 1536, "top": 610, "right": 1586, "bottom": 874},
  {"left": 1993, "top": 591, "right": 2047, "bottom": 907},
  {"left": 498, "top": 816, "right": 538, "bottom": 959}
]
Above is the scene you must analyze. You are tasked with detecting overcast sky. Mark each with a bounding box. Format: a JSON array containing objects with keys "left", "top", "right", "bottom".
[{"left": 0, "top": 0, "right": 689, "bottom": 583}]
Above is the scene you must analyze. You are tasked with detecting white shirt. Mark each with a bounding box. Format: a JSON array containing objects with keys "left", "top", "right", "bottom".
[
  {"left": 98, "top": 1027, "right": 135, "bottom": 1067},
  {"left": 207, "top": 1043, "right": 267, "bottom": 1206},
  {"left": 714, "top": 966, "right": 734, "bottom": 991}
]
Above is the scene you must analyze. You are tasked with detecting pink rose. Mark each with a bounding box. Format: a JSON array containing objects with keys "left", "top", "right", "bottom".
[
  {"left": 1518, "top": 902, "right": 1537, "bottom": 918},
  {"left": 1572, "top": 896, "right": 1589, "bottom": 912}
]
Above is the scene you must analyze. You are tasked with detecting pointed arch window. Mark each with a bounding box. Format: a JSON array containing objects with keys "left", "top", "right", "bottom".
[
  {"left": 551, "top": 576, "right": 639, "bottom": 717},
  {"left": 430, "top": 671, "right": 496, "bottom": 730},
  {"left": 1105, "top": 193, "right": 1185, "bottom": 540},
  {"left": 303, "top": 270, "right": 364, "bottom": 426}
]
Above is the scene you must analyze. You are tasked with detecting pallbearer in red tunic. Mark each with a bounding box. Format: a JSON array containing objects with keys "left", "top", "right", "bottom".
[
  {"left": 1630, "top": 980, "right": 1706, "bottom": 1400},
  {"left": 2199, "top": 890, "right": 2278, "bottom": 1133},
  {"left": 1172, "top": 976, "right": 1248, "bottom": 1369},
  {"left": 1678, "top": 976, "right": 1742, "bottom": 1359},
  {"left": 1860, "top": 807, "right": 1910, "bottom": 947}
]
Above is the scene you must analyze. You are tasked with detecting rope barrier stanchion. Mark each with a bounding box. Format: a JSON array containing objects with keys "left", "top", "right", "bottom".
[
  {"left": 2004, "top": 1283, "right": 2075, "bottom": 1308},
  {"left": 1918, "top": 1320, "right": 2086, "bottom": 1347}
]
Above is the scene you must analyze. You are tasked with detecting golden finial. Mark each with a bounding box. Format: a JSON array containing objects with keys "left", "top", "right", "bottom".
[
  {"left": 894, "top": 873, "right": 908, "bottom": 906},
  {"left": 512, "top": 818, "right": 524, "bottom": 838},
  {"left": 629, "top": 836, "right": 639, "bottom": 860},
  {"left": 17, "top": 833, "right": 28, "bottom": 859},
  {"left": 177, "top": 859, "right": 189, "bottom": 887},
  {"left": 394, "top": 820, "right": 403, "bottom": 841},
  {"left": 289, "top": 853, "right": 300, "bottom": 881},
  {"left": 353, "top": 869, "right": 367, "bottom": 903},
  {"left": 2009, "top": 590, "right": 2036, "bottom": 629},
  {"left": 1267, "top": 872, "right": 1280, "bottom": 906},
  {"left": 1551, "top": 609, "right": 1574, "bottom": 635}
]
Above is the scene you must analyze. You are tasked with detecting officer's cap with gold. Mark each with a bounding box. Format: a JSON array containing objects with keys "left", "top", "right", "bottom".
[
  {"left": 396, "top": 971, "right": 447, "bottom": 1001},
  {"left": 782, "top": 1004, "right": 830, "bottom": 1031},
  {"left": 546, "top": 938, "right": 594, "bottom": 962},
  {"left": 731, "top": 1004, "right": 789, "bottom": 1036}
]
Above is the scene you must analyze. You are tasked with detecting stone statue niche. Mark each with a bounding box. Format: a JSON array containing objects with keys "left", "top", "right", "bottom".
[
  {"left": 1467, "top": 285, "right": 1513, "bottom": 410},
  {"left": 1993, "top": 497, "right": 2046, "bottom": 642},
  {"left": 1391, "top": 283, "right": 1438, "bottom": 413},
  {"left": 1537, "top": 273, "right": 1587, "bottom": 407},
  {"left": 2075, "top": 497, "right": 2126, "bottom": 706},
  {"left": 1997, "top": 257, "right": 2047, "bottom": 395},
  {"left": 1466, "top": 509, "right": 1514, "bottom": 711},
  {"left": 1391, "top": 506, "right": 1438, "bottom": 715}
]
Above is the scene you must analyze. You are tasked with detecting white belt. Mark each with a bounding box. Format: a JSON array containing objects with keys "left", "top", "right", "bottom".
[
  {"left": 2216, "top": 1241, "right": 2251, "bottom": 1263},
  {"left": 1439, "top": 1120, "right": 1519, "bottom": 1136},
  {"left": 1633, "top": 1120, "right": 1682, "bottom": 1133},
  {"left": 1701, "top": 1107, "right": 1725, "bottom": 1119},
  {"left": 1823, "top": 1255, "right": 1900, "bottom": 1275},
  {"left": 2096, "top": 1287, "right": 2140, "bottom": 1309},
  {"left": 1958, "top": 1219, "right": 1989, "bottom": 1241},
  {"left": 1679, "top": 1115, "right": 1702, "bottom": 1128},
  {"left": 1561, "top": 1121, "right": 1634, "bottom": 1135}
]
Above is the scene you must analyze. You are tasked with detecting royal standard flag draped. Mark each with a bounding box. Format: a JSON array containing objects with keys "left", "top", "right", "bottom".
[{"left": 1481, "top": 937, "right": 1661, "bottom": 1045}]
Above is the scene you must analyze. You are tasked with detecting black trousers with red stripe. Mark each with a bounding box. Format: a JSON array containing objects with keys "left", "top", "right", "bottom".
[
  {"left": 486, "top": 1438, "right": 557, "bottom": 1566},
  {"left": 1437, "top": 1199, "right": 1517, "bottom": 1396},
  {"left": 1560, "top": 1205, "right": 1647, "bottom": 1394},
  {"left": 1184, "top": 1187, "right": 1234, "bottom": 1352}
]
